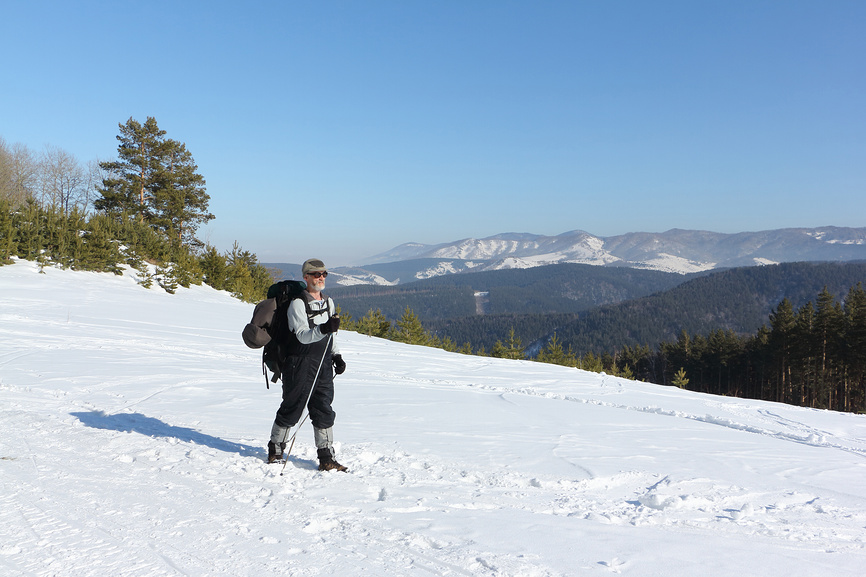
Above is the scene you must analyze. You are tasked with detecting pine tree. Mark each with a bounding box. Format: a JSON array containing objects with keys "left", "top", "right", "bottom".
[
  {"left": 355, "top": 309, "right": 391, "bottom": 338},
  {"left": 535, "top": 333, "right": 573, "bottom": 366},
  {"left": 0, "top": 198, "right": 17, "bottom": 264},
  {"left": 199, "top": 245, "right": 229, "bottom": 290},
  {"left": 843, "top": 284, "right": 866, "bottom": 412},
  {"left": 225, "top": 242, "right": 272, "bottom": 302},
  {"left": 393, "top": 307, "right": 434, "bottom": 346},
  {"left": 60, "top": 207, "right": 87, "bottom": 269},
  {"left": 672, "top": 367, "right": 689, "bottom": 389},
  {"left": 491, "top": 340, "right": 507, "bottom": 358},
  {"left": 95, "top": 117, "right": 213, "bottom": 249},
  {"left": 439, "top": 335, "right": 457, "bottom": 352},
  {"left": 493, "top": 327, "right": 525, "bottom": 360},
  {"left": 127, "top": 249, "right": 154, "bottom": 288},
  {"left": 619, "top": 364, "right": 635, "bottom": 380},
  {"left": 333, "top": 305, "right": 354, "bottom": 331},
  {"left": 156, "top": 264, "right": 178, "bottom": 294},
  {"left": 15, "top": 198, "right": 42, "bottom": 260},
  {"left": 81, "top": 215, "right": 122, "bottom": 274},
  {"left": 768, "top": 298, "right": 796, "bottom": 403},
  {"left": 578, "top": 350, "right": 603, "bottom": 372},
  {"left": 96, "top": 117, "right": 167, "bottom": 221},
  {"left": 794, "top": 301, "right": 816, "bottom": 406},
  {"left": 813, "top": 287, "right": 844, "bottom": 408},
  {"left": 168, "top": 248, "right": 203, "bottom": 288},
  {"left": 150, "top": 139, "right": 213, "bottom": 248}
]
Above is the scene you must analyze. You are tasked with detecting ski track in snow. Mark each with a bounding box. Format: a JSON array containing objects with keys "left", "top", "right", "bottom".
[
  {"left": 5, "top": 402, "right": 864, "bottom": 577},
  {"left": 365, "top": 367, "right": 866, "bottom": 460},
  {"left": 2, "top": 260, "right": 866, "bottom": 576}
]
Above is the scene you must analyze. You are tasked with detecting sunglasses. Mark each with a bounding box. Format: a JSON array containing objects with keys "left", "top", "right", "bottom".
[{"left": 306, "top": 271, "right": 328, "bottom": 278}]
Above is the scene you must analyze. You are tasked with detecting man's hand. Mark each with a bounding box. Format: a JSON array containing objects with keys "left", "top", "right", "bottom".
[
  {"left": 333, "top": 354, "right": 346, "bottom": 375},
  {"left": 320, "top": 315, "right": 341, "bottom": 334}
]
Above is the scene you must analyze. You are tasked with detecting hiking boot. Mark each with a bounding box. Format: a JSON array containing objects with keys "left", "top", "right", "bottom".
[
  {"left": 267, "top": 441, "right": 286, "bottom": 464},
  {"left": 317, "top": 448, "right": 348, "bottom": 472}
]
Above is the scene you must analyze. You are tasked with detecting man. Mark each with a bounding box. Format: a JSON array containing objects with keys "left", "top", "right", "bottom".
[{"left": 268, "top": 258, "right": 348, "bottom": 471}]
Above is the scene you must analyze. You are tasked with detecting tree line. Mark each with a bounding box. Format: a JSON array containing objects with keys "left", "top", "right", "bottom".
[
  {"left": 657, "top": 285, "right": 866, "bottom": 413},
  {"left": 521, "top": 284, "right": 866, "bottom": 413},
  {"left": 427, "top": 263, "right": 866, "bottom": 354},
  {"left": 1, "top": 119, "right": 272, "bottom": 302},
  {"left": 339, "top": 283, "right": 866, "bottom": 414}
]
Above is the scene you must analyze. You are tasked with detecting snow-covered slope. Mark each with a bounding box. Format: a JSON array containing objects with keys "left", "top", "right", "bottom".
[{"left": 2, "top": 259, "right": 865, "bottom": 576}]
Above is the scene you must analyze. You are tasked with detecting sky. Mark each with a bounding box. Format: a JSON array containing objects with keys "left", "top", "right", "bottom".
[{"left": 2, "top": 0, "right": 865, "bottom": 266}]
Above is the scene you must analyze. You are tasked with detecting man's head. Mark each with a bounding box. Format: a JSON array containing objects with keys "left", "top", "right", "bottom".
[{"left": 302, "top": 258, "right": 328, "bottom": 293}]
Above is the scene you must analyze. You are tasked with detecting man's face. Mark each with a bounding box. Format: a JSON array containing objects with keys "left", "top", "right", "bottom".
[{"left": 305, "top": 270, "right": 327, "bottom": 291}]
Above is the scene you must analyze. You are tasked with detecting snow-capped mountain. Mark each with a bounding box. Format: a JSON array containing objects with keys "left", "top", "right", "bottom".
[{"left": 328, "top": 226, "right": 866, "bottom": 285}]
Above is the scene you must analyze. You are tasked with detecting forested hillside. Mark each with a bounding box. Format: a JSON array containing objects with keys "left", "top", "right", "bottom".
[
  {"left": 424, "top": 262, "right": 866, "bottom": 356},
  {"left": 554, "top": 261, "right": 866, "bottom": 353},
  {"left": 328, "top": 263, "right": 696, "bottom": 320},
  {"left": 1, "top": 121, "right": 273, "bottom": 303}
]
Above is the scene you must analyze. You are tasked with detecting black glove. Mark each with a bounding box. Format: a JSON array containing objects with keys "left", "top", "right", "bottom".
[
  {"left": 320, "top": 315, "right": 341, "bottom": 334},
  {"left": 332, "top": 354, "right": 346, "bottom": 375}
]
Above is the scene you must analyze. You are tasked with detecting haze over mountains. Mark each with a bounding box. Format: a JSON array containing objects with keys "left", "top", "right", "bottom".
[{"left": 267, "top": 226, "right": 866, "bottom": 286}]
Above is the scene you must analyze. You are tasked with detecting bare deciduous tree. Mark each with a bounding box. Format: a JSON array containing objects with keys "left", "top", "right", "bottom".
[
  {"left": 0, "top": 138, "right": 39, "bottom": 207},
  {"left": 39, "top": 144, "right": 87, "bottom": 215}
]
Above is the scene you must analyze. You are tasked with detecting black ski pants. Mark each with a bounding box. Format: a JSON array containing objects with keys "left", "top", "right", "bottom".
[{"left": 275, "top": 351, "right": 336, "bottom": 430}]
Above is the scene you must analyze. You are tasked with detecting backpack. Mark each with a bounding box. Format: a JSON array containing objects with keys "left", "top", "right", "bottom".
[{"left": 242, "top": 280, "right": 307, "bottom": 387}]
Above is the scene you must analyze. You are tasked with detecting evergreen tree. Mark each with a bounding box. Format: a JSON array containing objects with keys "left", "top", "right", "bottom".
[
  {"left": 127, "top": 248, "right": 154, "bottom": 288},
  {"left": 166, "top": 248, "right": 203, "bottom": 288},
  {"left": 393, "top": 307, "right": 434, "bottom": 346},
  {"left": 492, "top": 327, "right": 525, "bottom": 360},
  {"left": 0, "top": 198, "right": 17, "bottom": 264},
  {"left": 17, "top": 199, "right": 47, "bottom": 260},
  {"left": 355, "top": 309, "right": 391, "bottom": 338},
  {"left": 578, "top": 350, "right": 603, "bottom": 372},
  {"left": 81, "top": 214, "right": 122, "bottom": 274},
  {"left": 59, "top": 206, "right": 86, "bottom": 269},
  {"left": 150, "top": 139, "right": 213, "bottom": 248},
  {"left": 199, "top": 245, "right": 230, "bottom": 291},
  {"left": 225, "top": 242, "right": 272, "bottom": 302},
  {"left": 439, "top": 335, "right": 457, "bottom": 352},
  {"left": 491, "top": 340, "right": 507, "bottom": 358},
  {"left": 843, "top": 284, "right": 866, "bottom": 412},
  {"left": 814, "top": 287, "right": 844, "bottom": 408},
  {"left": 619, "top": 364, "right": 635, "bottom": 380},
  {"left": 96, "top": 117, "right": 167, "bottom": 220},
  {"left": 156, "top": 264, "right": 178, "bottom": 294},
  {"left": 535, "top": 333, "right": 574, "bottom": 366},
  {"left": 672, "top": 367, "right": 689, "bottom": 389},
  {"left": 768, "top": 298, "right": 796, "bottom": 403},
  {"left": 794, "top": 301, "right": 816, "bottom": 406},
  {"left": 95, "top": 117, "right": 213, "bottom": 249}
]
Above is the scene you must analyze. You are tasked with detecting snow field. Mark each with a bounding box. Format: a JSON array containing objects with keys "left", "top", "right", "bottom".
[{"left": 2, "top": 259, "right": 866, "bottom": 576}]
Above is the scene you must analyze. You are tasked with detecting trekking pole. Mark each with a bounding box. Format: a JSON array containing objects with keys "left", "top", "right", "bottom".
[{"left": 280, "top": 333, "right": 333, "bottom": 477}]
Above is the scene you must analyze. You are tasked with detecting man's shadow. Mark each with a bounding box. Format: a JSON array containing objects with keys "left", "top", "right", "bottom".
[
  {"left": 70, "top": 410, "right": 319, "bottom": 469},
  {"left": 70, "top": 410, "right": 261, "bottom": 456}
]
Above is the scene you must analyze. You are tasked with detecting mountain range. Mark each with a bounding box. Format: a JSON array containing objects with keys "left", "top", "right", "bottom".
[{"left": 266, "top": 226, "right": 866, "bottom": 285}]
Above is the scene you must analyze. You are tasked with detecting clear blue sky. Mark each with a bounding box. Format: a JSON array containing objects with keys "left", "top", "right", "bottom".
[{"left": 3, "top": 1, "right": 864, "bottom": 266}]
